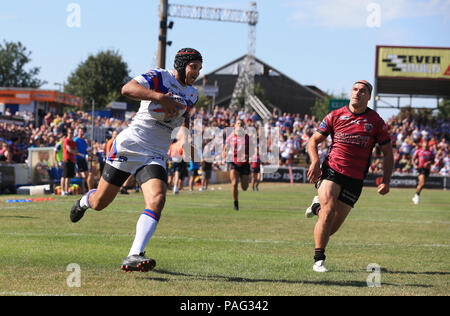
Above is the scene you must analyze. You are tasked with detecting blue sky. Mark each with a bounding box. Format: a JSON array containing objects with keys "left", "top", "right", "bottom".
[{"left": 1, "top": 0, "right": 449, "bottom": 119}]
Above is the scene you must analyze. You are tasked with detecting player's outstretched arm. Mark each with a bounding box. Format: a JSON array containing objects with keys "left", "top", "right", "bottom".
[
  {"left": 307, "top": 132, "right": 327, "bottom": 184},
  {"left": 378, "top": 142, "right": 393, "bottom": 195}
]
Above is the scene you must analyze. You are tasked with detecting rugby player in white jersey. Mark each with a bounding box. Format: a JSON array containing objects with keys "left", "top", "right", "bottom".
[{"left": 70, "top": 48, "right": 203, "bottom": 272}]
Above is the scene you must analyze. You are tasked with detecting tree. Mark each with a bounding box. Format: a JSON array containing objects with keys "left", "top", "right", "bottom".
[
  {"left": 254, "top": 82, "right": 270, "bottom": 106},
  {"left": 193, "top": 90, "right": 210, "bottom": 110},
  {"left": 0, "top": 40, "right": 46, "bottom": 88},
  {"left": 310, "top": 91, "right": 345, "bottom": 120},
  {"left": 437, "top": 98, "right": 449, "bottom": 120},
  {"left": 230, "top": 83, "right": 270, "bottom": 111},
  {"left": 311, "top": 95, "right": 329, "bottom": 121},
  {"left": 64, "top": 50, "right": 131, "bottom": 109}
]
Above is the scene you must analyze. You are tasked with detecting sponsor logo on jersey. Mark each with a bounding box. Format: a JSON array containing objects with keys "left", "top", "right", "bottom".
[{"left": 335, "top": 132, "right": 371, "bottom": 148}]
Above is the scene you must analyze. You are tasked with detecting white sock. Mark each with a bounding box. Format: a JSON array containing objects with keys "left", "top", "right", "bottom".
[
  {"left": 79, "top": 189, "right": 96, "bottom": 208},
  {"left": 128, "top": 210, "right": 160, "bottom": 257}
]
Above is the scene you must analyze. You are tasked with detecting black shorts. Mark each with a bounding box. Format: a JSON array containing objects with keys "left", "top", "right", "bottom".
[
  {"left": 181, "top": 164, "right": 189, "bottom": 179},
  {"left": 102, "top": 163, "right": 168, "bottom": 187},
  {"left": 76, "top": 158, "right": 88, "bottom": 173},
  {"left": 202, "top": 163, "right": 212, "bottom": 178},
  {"left": 251, "top": 167, "right": 260, "bottom": 174},
  {"left": 229, "top": 163, "right": 251, "bottom": 176},
  {"left": 172, "top": 162, "right": 185, "bottom": 173},
  {"left": 167, "top": 162, "right": 174, "bottom": 176},
  {"left": 190, "top": 169, "right": 199, "bottom": 177},
  {"left": 135, "top": 164, "right": 168, "bottom": 185},
  {"left": 319, "top": 163, "right": 363, "bottom": 208},
  {"left": 62, "top": 161, "right": 75, "bottom": 178},
  {"left": 202, "top": 169, "right": 211, "bottom": 180},
  {"left": 417, "top": 168, "right": 430, "bottom": 178}
]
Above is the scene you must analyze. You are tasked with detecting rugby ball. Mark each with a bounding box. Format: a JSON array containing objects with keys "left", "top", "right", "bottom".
[{"left": 147, "top": 94, "right": 187, "bottom": 122}]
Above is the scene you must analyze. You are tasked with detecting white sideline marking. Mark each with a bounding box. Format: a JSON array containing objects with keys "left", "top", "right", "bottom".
[
  {"left": 3, "top": 232, "right": 449, "bottom": 248},
  {"left": 0, "top": 291, "right": 66, "bottom": 296}
]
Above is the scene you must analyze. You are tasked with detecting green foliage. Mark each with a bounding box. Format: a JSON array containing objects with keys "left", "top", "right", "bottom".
[
  {"left": 229, "top": 83, "right": 269, "bottom": 111},
  {"left": 398, "top": 107, "right": 436, "bottom": 122},
  {"left": 64, "top": 50, "right": 131, "bottom": 109},
  {"left": 194, "top": 89, "right": 211, "bottom": 110},
  {"left": 311, "top": 96, "right": 329, "bottom": 121},
  {"left": 437, "top": 98, "right": 449, "bottom": 120},
  {"left": 0, "top": 40, "right": 45, "bottom": 88},
  {"left": 311, "top": 91, "right": 345, "bottom": 120},
  {"left": 254, "top": 82, "right": 270, "bottom": 107}
]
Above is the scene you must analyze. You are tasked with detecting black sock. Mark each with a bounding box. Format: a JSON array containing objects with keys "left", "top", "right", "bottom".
[
  {"left": 234, "top": 200, "right": 239, "bottom": 207},
  {"left": 314, "top": 248, "right": 326, "bottom": 262},
  {"left": 312, "top": 203, "right": 321, "bottom": 215}
]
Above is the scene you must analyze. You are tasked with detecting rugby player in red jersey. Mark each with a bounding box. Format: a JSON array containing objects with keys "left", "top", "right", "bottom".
[
  {"left": 305, "top": 80, "right": 393, "bottom": 272},
  {"left": 223, "top": 119, "right": 250, "bottom": 211},
  {"left": 412, "top": 142, "right": 435, "bottom": 204}
]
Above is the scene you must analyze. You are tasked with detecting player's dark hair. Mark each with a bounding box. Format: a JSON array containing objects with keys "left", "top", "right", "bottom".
[
  {"left": 174, "top": 48, "right": 203, "bottom": 84},
  {"left": 354, "top": 81, "right": 373, "bottom": 94}
]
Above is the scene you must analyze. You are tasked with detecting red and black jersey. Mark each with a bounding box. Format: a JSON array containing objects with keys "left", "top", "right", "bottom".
[
  {"left": 226, "top": 133, "right": 250, "bottom": 165},
  {"left": 413, "top": 149, "right": 434, "bottom": 169},
  {"left": 316, "top": 106, "right": 391, "bottom": 180}
]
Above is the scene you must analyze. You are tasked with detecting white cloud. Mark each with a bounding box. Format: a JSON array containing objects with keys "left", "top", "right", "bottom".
[
  {"left": 0, "top": 15, "right": 16, "bottom": 21},
  {"left": 285, "top": 0, "right": 450, "bottom": 28},
  {"left": 382, "top": 0, "right": 450, "bottom": 20}
]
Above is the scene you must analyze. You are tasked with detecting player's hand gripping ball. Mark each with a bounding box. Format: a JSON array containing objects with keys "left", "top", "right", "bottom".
[{"left": 146, "top": 94, "right": 187, "bottom": 123}]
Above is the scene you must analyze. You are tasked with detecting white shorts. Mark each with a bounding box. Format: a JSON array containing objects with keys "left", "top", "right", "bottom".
[{"left": 106, "top": 132, "right": 168, "bottom": 175}]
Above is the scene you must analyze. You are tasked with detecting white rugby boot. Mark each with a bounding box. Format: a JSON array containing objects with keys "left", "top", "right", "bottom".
[
  {"left": 412, "top": 194, "right": 419, "bottom": 205},
  {"left": 313, "top": 260, "right": 328, "bottom": 273},
  {"left": 305, "top": 196, "right": 320, "bottom": 218}
]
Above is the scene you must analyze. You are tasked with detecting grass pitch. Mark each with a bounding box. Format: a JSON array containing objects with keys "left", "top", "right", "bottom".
[{"left": 0, "top": 183, "right": 448, "bottom": 296}]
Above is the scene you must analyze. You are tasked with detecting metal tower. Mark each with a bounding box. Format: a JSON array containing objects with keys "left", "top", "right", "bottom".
[
  {"left": 158, "top": 2, "right": 271, "bottom": 119},
  {"left": 228, "top": 2, "right": 257, "bottom": 107},
  {"left": 159, "top": 1, "right": 258, "bottom": 68},
  {"left": 158, "top": 0, "right": 271, "bottom": 119}
]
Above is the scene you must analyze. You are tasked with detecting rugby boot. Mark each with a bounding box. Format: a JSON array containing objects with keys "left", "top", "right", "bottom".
[
  {"left": 313, "top": 260, "right": 328, "bottom": 273},
  {"left": 305, "top": 195, "right": 320, "bottom": 218},
  {"left": 121, "top": 252, "right": 156, "bottom": 273},
  {"left": 70, "top": 198, "right": 88, "bottom": 223}
]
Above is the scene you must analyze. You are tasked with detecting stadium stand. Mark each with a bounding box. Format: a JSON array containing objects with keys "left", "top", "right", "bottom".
[{"left": 0, "top": 106, "right": 448, "bottom": 195}]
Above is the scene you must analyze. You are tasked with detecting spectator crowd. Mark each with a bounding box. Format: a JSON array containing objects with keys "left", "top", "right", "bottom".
[{"left": 0, "top": 105, "right": 449, "bottom": 192}]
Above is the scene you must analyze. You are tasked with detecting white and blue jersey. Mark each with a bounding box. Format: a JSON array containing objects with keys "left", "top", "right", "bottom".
[{"left": 106, "top": 68, "right": 198, "bottom": 175}]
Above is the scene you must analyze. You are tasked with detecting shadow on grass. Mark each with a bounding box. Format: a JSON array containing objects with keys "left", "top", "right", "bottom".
[
  {"left": 339, "top": 268, "right": 449, "bottom": 276},
  {"left": 145, "top": 269, "right": 432, "bottom": 288},
  {"left": 381, "top": 268, "right": 449, "bottom": 276}
]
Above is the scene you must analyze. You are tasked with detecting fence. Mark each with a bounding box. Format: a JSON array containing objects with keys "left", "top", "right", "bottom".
[{"left": 260, "top": 166, "right": 449, "bottom": 190}]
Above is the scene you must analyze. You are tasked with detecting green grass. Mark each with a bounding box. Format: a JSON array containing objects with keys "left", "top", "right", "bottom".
[{"left": 0, "top": 183, "right": 449, "bottom": 296}]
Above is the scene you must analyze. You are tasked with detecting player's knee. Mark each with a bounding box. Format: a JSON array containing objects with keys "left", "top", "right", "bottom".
[
  {"left": 242, "top": 183, "right": 249, "bottom": 191},
  {"left": 146, "top": 192, "right": 166, "bottom": 212},
  {"left": 318, "top": 206, "right": 335, "bottom": 223}
]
